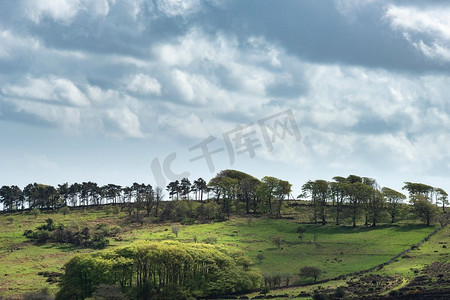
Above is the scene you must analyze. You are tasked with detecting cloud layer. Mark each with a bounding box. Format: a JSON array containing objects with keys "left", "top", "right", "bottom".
[{"left": 1, "top": 0, "right": 449, "bottom": 191}]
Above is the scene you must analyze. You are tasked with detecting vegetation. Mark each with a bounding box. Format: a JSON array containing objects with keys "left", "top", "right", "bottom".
[
  {"left": 56, "top": 241, "right": 261, "bottom": 299},
  {"left": 0, "top": 169, "right": 448, "bottom": 299}
]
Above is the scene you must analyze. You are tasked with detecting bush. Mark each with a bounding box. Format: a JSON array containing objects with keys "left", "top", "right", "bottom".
[
  {"left": 31, "top": 208, "right": 41, "bottom": 218},
  {"left": 91, "top": 236, "right": 109, "bottom": 249},
  {"left": 334, "top": 287, "right": 346, "bottom": 298},
  {"left": 181, "top": 217, "right": 195, "bottom": 225},
  {"left": 36, "top": 230, "right": 50, "bottom": 244},
  {"left": 256, "top": 253, "right": 265, "bottom": 263},
  {"left": 202, "top": 236, "right": 218, "bottom": 244},
  {"left": 171, "top": 225, "right": 180, "bottom": 237},
  {"left": 112, "top": 206, "right": 120, "bottom": 215},
  {"left": 312, "top": 293, "right": 328, "bottom": 300},
  {"left": 23, "top": 292, "right": 53, "bottom": 300},
  {"left": 59, "top": 206, "right": 70, "bottom": 217}
]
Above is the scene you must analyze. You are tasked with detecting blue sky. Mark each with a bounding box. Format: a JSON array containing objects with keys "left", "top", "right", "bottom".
[{"left": 1, "top": 0, "right": 450, "bottom": 197}]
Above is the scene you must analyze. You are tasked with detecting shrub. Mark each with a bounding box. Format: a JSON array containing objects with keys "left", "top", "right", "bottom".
[
  {"left": 171, "top": 225, "right": 180, "bottom": 237},
  {"left": 59, "top": 206, "right": 70, "bottom": 217},
  {"left": 31, "top": 208, "right": 41, "bottom": 218},
  {"left": 202, "top": 236, "right": 218, "bottom": 244},
  {"left": 256, "top": 253, "right": 265, "bottom": 264},
  {"left": 334, "top": 287, "right": 346, "bottom": 298},
  {"left": 112, "top": 206, "right": 120, "bottom": 215}
]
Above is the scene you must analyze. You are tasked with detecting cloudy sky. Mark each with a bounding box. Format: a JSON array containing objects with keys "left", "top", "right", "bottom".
[{"left": 1, "top": 0, "right": 450, "bottom": 196}]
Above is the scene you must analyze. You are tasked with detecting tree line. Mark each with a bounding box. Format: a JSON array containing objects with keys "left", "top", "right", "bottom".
[
  {"left": 1, "top": 170, "right": 448, "bottom": 226},
  {"left": 301, "top": 176, "right": 448, "bottom": 226}
]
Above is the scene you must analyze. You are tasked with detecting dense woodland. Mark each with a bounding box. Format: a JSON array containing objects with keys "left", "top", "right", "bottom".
[
  {"left": 0, "top": 170, "right": 448, "bottom": 226},
  {"left": 56, "top": 241, "right": 261, "bottom": 299}
]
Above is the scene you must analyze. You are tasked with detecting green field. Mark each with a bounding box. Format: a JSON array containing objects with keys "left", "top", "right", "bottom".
[{"left": 0, "top": 207, "right": 445, "bottom": 298}]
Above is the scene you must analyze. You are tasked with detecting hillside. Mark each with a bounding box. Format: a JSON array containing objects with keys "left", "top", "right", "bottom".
[{"left": 0, "top": 206, "right": 447, "bottom": 299}]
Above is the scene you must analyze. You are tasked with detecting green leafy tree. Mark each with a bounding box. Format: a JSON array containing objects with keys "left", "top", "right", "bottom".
[
  {"left": 435, "top": 188, "right": 448, "bottom": 212},
  {"left": 382, "top": 187, "right": 406, "bottom": 223},
  {"left": 410, "top": 194, "right": 438, "bottom": 226},
  {"left": 299, "top": 266, "right": 322, "bottom": 282},
  {"left": 180, "top": 178, "right": 191, "bottom": 200}
]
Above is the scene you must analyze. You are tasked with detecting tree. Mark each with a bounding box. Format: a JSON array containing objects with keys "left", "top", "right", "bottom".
[
  {"left": 367, "top": 189, "right": 385, "bottom": 226},
  {"left": 192, "top": 178, "right": 208, "bottom": 201},
  {"left": 299, "top": 266, "right": 322, "bottom": 282},
  {"left": 382, "top": 187, "right": 406, "bottom": 223},
  {"left": 435, "top": 188, "right": 448, "bottom": 212},
  {"left": 330, "top": 178, "right": 348, "bottom": 225},
  {"left": 154, "top": 187, "right": 164, "bottom": 218},
  {"left": 57, "top": 241, "right": 262, "bottom": 299},
  {"left": 301, "top": 180, "right": 329, "bottom": 224},
  {"left": 347, "top": 182, "right": 370, "bottom": 227},
  {"left": 297, "top": 227, "right": 306, "bottom": 243},
  {"left": 58, "top": 183, "right": 70, "bottom": 206},
  {"left": 166, "top": 180, "right": 181, "bottom": 200},
  {"left": 69, "top": 183, "right": 81, "bottom": 206},
  {"left": 403, "top": 182, "right": 434, "bottom": 201},
  {"left": 271, "top": 236, "right": 283, "bottom": 249},
  {"left": 258, "top": 176, "right": 291, "bottom": 218},
  {"left": 410, "top": 194, "right": 438, "bottom": 226},
  {"left": 171, "top": 225, "right": 180, "bottom": 237},
  {"left": 180, "top": 178, "right": 191, "bottom": 200},
  {"left": 0, "top": 185, "right": 23, "bottom": 211}
]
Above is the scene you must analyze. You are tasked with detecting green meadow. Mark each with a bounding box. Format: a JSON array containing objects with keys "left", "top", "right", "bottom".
[{"left": 0, "top": 207, "right": 444, "bottom": 298}]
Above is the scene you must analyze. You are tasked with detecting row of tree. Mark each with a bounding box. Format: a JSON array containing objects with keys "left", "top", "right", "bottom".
[
  {"left": 301, "top": 176, "right": 448, "bottom": 226},
  {"left": 1, "top": 171, "right": 447, "bottom": 226}
]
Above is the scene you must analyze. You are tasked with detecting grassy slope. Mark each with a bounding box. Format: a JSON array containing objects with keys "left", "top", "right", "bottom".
[
  {"left": 247, "top": 225, "right": 449, "bottom": 299},
  {"left": 0, "top": 208, "right": 441, "bottom": 298}
]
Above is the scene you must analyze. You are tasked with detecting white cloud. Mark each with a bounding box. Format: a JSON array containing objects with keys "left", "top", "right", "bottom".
[
  {"left": 25, "top": 0, "right": 112, "bottom": 24},
  {"left": 385, "top": 5, "right": 450, "bottom": 62},
  {"left": 2, "top": 76, "right": 90, "bottom": 107},
  {"left": 25, "top": 0, "right": 83, "bottom": 23},
  {"left": 0, "top": 30, "right": 40, "bottom": 58},
  {"left": 155, "top": 0, "right": 201, "bottom": 17},
  {"left": 158, "top": 112, "right": 209, "bottom": 139},
  {"left": 334, "top": 0, "right": 376, "bottom": 22},
  {"left": 11, "top": 98, "right": 82, "bottom": 131},
  {"left": 126, "top": 73, "right": 162, "bottom": 96},
  {"left": 106, "top": 107, "right": 145, "bottom": 138}
]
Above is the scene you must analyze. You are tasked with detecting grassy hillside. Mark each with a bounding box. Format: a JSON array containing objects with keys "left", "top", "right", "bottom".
[
  {"left": 0, "top": 207, "right": 443, "bottom": 298},
  {"left": 246, "top": 225, "right": 449, "bottom": 299}
]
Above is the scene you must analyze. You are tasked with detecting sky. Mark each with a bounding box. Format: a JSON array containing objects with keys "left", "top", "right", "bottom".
[{"left": 1, "top": 0, "right": 450, "bottom": 197}]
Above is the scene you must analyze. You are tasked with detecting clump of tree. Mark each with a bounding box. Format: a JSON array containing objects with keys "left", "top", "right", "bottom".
[
  {"left": 23, "top": 219, "right": 119, "bottom": 249},
  {"left": 409, "top": 195, "right": 438, "bottom": 226},
  {"left": 56, "top": 241, "right": 261, "bottom": 300},
  {"left": 403, "top": 182, "right": 442, "bottom": 226},
  {"left": 301, "top": 175, "right": 386, "bottom": 227},
  {"left": 299, "top": 266, "right": 322, "bottom": 282}
]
